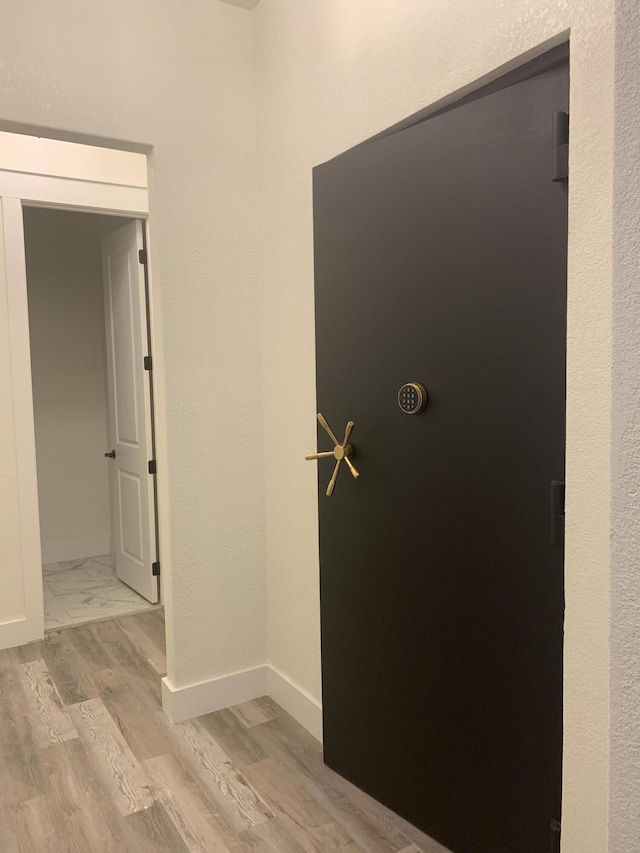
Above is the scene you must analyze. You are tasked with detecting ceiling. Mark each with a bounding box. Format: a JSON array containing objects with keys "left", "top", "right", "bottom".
[{"left": 218, "top": 0, "right": 261, "bottom": 10}]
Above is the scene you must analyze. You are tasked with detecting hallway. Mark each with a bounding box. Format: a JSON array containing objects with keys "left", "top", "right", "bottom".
[{"left": 0, "top": 612, "right": 446, "bottom": 852}]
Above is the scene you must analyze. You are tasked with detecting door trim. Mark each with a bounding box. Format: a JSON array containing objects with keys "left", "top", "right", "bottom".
[
  {"left": 1, "top": 166, "right": 157, "bottom": 648},
  {"left": 0, "top": 169, "right": 148, "bottom": 216},
  {"left": 1, "top": 196, "right": 44, "bottom": 644}
]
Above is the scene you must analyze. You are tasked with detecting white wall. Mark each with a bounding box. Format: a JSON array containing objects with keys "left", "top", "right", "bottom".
[
  {"left": 610, "top": 0, "right": 640, "bottom": 849},
  {"left": 0, "top": 0, "right": 266, "bottom": 690},
  {"left": 23, "top": 209, "right": 127, "bottom": 564},
  {"left": 252, "top": 2, "right": 616, "bottom": 851}
]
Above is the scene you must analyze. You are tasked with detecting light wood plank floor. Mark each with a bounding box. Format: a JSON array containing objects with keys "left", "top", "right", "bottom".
[{"left": 0, "top": 610, "right": 450, "bottom": 852}]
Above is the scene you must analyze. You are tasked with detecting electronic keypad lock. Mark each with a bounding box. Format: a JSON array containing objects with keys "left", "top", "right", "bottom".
[{"left": 398, "top": 382, "right": 428, "bottom": 414}]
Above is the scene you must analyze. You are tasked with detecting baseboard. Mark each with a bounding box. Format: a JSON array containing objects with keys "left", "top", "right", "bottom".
[
  {"left": 267, "top": 665, "right": 323, "bottom": 743},
  {"left": 162, "top": 666, "right": 268, "bottom": 724},
  {"left": 162, "top": 664, "right": 323, "bottom": 742},
  {"left": 0, "top": 618, "right": 31, "bottom": 651},
  {"left": 41, "top": 536, "right": 110, "bottom": 564}
]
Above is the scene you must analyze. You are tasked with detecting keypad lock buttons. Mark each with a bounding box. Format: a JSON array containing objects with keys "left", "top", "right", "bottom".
[{"left": 398, "top": 382, "right": 428, "bottom": 415}]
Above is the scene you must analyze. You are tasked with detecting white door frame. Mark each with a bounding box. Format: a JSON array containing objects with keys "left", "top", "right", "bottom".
[{"left": 1, "top": 168, "right": 155, "bottom": 645}]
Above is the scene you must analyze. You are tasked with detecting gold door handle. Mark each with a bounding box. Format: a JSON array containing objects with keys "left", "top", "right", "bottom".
[{"left": 305, "top": 413, "right": 360, "bottom": 496}]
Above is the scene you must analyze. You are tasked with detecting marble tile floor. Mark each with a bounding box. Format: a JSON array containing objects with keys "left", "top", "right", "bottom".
[{"left": 43, "top": 554, "right": 157, "bottom": 631}]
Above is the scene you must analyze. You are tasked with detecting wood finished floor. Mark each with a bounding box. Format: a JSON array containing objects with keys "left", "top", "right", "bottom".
[{"left": 0, "top": 610, "right": 450, "bottom": 852}]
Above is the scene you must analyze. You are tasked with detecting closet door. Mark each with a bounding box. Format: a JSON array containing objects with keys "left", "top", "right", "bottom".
[{"left": 103, "top": 221, "right": 157, "bottom": 603}]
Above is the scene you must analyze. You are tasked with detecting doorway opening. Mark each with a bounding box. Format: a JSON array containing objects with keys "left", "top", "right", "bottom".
[{"left": 22, "top": 206, "right": 160, "bottom": 631}]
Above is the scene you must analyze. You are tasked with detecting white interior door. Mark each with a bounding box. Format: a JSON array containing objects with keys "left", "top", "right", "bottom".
[{"left": 102, "top": 220, "right": 158, "bottom": 603}]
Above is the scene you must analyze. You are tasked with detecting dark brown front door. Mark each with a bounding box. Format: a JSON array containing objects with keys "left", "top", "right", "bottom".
[{"left": 313, "top": 51, "right": 568, "bottom": 853}]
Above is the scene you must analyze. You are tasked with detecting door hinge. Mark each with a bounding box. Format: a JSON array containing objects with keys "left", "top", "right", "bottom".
[
  {"left": 148, "top": 459, "right": 157, "bottom": 475},
  {"left": 550, "top": 819, "right": 561, "bottom": 853},
  {"left": 143, "top": 355, "right": 153, "bottom": 371},
  {"left": 138, "top": 248, "right": 148, "bottom": 265},
  {"left": 152, "top": 561, "right": 160, "bottom": 576},
  {"left": 551, "top": 480, "right": 565, "bottom": 545},
  {"left": 552, "top": 112, "right": 569, "bottom": 182}
]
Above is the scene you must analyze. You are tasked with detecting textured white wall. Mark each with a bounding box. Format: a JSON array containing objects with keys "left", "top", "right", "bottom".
[
  {"left": 252, "top": 2, "right": 615, "bottom": 850},
  {"left": 610, "top": 0, "right": 640, "bottom": 849},
  {"left": 0, "top": 0, "right": 266, "bottom": 686},
  {"left": 24, "top": 209, "right": 117, "bottom": 564}
]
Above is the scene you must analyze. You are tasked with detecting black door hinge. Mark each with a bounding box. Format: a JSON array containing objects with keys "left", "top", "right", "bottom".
[
  {"left": 138, "top": 248, "right": 148, "bottom": 265},
  {"left": 551, "top": 480, "right": 565, "bottom": 545},
  {"left": 148, "top": 460, "right": 157, "bottom": 475},
  {"left": 143, "top": 355, "right": 153, "bottom": 371},
  {"left": 552, "top": 112, "right": 569, "bottom": 182},
  {"left": 152, "top": 561, "right": 160, "bottom": 576},
  {"left": 550, "top": 819, "right": 561, "bottom": 853}
]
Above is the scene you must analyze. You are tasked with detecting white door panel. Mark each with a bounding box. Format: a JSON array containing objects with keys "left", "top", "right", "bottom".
[
  {"left": 102, "top": 220, "right": 157, "bottom": 603},
  {"left": 109, "top": 249, "right": 139, "bottom": 445}
]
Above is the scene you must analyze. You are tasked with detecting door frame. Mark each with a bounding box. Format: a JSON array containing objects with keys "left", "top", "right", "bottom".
[{"left": 1, "top": 165, "right": 159, "bottom": 645}]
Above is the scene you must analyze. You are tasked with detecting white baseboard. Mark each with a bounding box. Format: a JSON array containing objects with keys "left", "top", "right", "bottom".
[
  {"left": 0, "top": 618, "right": 31, "bottom": 651},
  {"left": 162, "top": 664, "right": 323, "bottom": 742},
  {"left": 162, "top": 666, "right": 269, "bottom": 724},
  {"left": 267, "top": 665, "right": 323, "bottom": 743},
  {"left": 41, "top": 536, "right": 110, "bottom": 564}
]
